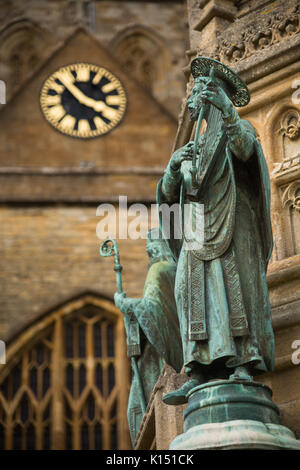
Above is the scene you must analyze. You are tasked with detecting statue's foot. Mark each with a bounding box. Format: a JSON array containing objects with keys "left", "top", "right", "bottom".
[
  {"left": 229, "top": 366, "right": 253, "bottom": 381},
  {"left": 162, "top": 379, "right": 201, "bottom": 406}
]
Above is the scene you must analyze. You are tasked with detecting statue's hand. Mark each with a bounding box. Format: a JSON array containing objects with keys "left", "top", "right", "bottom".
[
  {"left": 114, "top": 293, "right": 141, "bottom": 316},
  {"left": 170, "top": 141, "right": 194, "bottom": 170},
  {"left": 201, "top": 81, "right": 233, "bottom": 116},
  {"left": 114, "top": 292, "right": 126, "bottom": 309}
]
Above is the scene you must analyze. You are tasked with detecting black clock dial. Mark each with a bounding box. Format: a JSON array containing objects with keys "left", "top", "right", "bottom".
[{"left": 40, "top": 63, "right": 127, "bottom": 138}]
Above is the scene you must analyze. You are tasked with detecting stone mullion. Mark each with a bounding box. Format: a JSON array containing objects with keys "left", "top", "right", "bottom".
[
  {"left": 86, "top": 320, "right": 94, "bottom": 393},
  {"left": 101, "top": 320, "right": 110, "bottom": 449},
  {"left": 72, "top": 402, "right": 81, "bottom": 450},
  {"left": 86, "top": 320, "right": 94, "bottom": 450},
  {"left": 51, "top": 316, "right": 64, "bottom": 450},
  {"left": 114, "top": 318, "right": 131, "bottom": 450},
  {"left": 35, "top": 401, "right": 43, "bottom": 450},
  {"left": 4, "top": 405, "right": 13, "bottom": 450}
]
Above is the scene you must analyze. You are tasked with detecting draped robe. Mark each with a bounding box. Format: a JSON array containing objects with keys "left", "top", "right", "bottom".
[
  {"left": 157, "top": 109, "right": 274, "bottom": 375},
  {"left": 127, "top": 256, "right": 183, "bottom": 443}
]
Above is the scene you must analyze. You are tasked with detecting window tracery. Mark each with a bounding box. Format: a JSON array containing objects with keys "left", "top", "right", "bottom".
[{"left": 0, "top": 298, "right": 130, "bottom": 450}]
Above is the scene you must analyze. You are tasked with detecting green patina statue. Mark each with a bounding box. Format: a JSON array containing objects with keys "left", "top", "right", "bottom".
[
  {"left": 113, "top": 229, "right": 183, "bottom": 443},
  {"left": 158, "top": 57, "right": 275, "bottom": 405}
]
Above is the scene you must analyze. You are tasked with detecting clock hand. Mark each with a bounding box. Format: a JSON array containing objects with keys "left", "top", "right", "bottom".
[
  {"left": 92, "top": 100, "right": 118, "bottom": 120},
  {"left": 56, "top": 73, "right": 118, "bottom": 121}
]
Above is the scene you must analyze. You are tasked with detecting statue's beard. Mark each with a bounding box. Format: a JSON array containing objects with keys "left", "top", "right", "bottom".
[{"left": 188, "top": 100, "right": 210, "bottom": 122}]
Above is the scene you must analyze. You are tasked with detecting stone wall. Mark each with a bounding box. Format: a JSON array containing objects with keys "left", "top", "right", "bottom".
[{"left": 1, "top": 205, "right": 152, "bottom": 341}]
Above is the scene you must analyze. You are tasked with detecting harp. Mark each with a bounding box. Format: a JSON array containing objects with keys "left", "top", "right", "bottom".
[{"left": 190, "top": 66, "right": 226, "bottom": 192}]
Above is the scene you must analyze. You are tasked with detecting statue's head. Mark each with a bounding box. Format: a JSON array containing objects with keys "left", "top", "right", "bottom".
[
  {"left": 146, "top": 228, "right": 164, "bottom": 260},
  {"left": 187, "top": 75, "right": 233, "bottom": 122},
  {"left": 187, "top": 56, "right": 250, "bottom": 121}
]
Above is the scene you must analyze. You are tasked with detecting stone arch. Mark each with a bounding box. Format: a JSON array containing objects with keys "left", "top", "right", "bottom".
[
  {"left": 265, "top": 100, "right": 300, "bottom": 260},
  {"left": 0, "top": 294, "right": 130, "bottom": 450},
  {"left": 266, "top": 100, "right": 300, "bottom": 164},
  {"left": 0, "top": 19, "right": 52, "bottom": 100},
  {"left": 276, "top": 106, "right": 300, "bottom": 163},
  {"left": 110, "top": 25, "right": 173, "bottom": 103}
]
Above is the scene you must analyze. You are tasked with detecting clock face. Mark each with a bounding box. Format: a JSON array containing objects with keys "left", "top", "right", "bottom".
[{"left": 40, "top": 63, "right": 127, "bottom": 138}]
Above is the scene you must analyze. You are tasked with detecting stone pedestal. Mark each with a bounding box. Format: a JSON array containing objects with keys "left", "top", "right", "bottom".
[{"left": 170, "top": 379, "right": 300, "bottom": 450}]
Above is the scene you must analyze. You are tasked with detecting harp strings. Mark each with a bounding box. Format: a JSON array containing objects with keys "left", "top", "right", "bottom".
[{"left": 197, "top": 103, "right": 223, "bottom": 176}]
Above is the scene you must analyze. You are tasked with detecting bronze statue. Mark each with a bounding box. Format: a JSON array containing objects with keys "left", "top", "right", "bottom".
[{"left": 157, "top": 57, "right": 274, "bottom": 405}]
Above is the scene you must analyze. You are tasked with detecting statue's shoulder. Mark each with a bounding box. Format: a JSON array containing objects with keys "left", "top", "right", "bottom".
[
  {"left": 147, "top": 260, "right": 176, "bottom": 280},
  {"left": 239, "top": 117, "right": 257, "bottom": 137}
]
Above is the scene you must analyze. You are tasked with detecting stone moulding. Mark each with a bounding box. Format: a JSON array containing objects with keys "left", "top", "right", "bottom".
[
  {"left": 272, "top": 155, "right": 300, "bottom": 185},
  {"left": 187, "top": 2, "right": 300, "bottom": 85},
  {"left": 214, "top": 2, "right": 300, "bottom": 65}
]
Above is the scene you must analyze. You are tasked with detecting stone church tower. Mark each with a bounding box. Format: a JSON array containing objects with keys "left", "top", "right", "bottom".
[{"left": 0, "top": 0, "right": 188, "bottom": 450}]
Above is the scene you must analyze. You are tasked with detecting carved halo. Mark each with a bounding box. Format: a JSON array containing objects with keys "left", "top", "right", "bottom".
[{"left": 190, "top": 56, "right": 250, "bottom": 107}]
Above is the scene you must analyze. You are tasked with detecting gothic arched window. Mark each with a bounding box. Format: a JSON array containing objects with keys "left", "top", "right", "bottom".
[
  {"left": 0, "top": 296, "right": 130, "bottom": 450},
  {"left": 111, "top": 26, "right": 172, "bottom": 96},
  {"left": 0, "top": 20, "right": 51, "bottom": 100},
  {"left": 116, "top": 32, "right": 158, "bottom": 92}
]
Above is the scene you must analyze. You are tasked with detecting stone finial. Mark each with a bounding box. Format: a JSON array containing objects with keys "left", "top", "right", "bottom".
[{"left": 194, "top": 0, "right": 237, "bottom": 32}]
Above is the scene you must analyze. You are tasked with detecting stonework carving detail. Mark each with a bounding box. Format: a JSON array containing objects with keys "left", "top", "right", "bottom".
[
  {"left": 279, "top": 180, "right": 300, "bottom": 257},
  {"left": 273, "top": 109, "right": 300, "bottom": 167},
  {"left": 278, "top": 109, "right": 300, "bottom": 141},
  {"left": 282, "top": 181, "right": 300, "bottom": 212},
  {"left": 200, "top": 3, "right": 300, "bottom": 64},
  {"left": 272, "top": 154, "right": 300, "bottom": 177},
  {"left": 272, "top": 108, "right": 300, "bottom": 259}
]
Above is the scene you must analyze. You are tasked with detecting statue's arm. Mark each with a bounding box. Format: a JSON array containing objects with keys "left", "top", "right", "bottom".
[
  {"left": 223, "top": 107, "right": 256, "bottom": 162},
  {"left": 161, "top": 142, "right": 194, "bottom": 202},
  {"left": 161, "top": 164, "right": 182, "bottom": 203}
]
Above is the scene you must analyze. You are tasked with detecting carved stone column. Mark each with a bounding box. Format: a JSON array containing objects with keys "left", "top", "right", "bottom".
[{"left": 187, "top": 0, "right": 237, "bottom": 53}]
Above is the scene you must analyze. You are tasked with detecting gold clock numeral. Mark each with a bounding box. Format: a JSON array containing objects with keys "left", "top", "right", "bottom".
[
  {"left": 49, "top": 81, "right": 65, "bottom": 94},
  {"left": 59, "top": 114, "right": 76, "bottom": 131},
  {"left": 78, "top": 119, "right": 91, "bottom": 134},
  {"left": 101, "top": 82, "right": 116, "bottom": 94},
  {"left": 76, "top": 67, "right": 90, "bottom": 82},
  {"left": 92, "top": 71, "right": 102, "bottom": 85},
  {"left": 56, "top": 70, "right": 75, "bottom": 85},
  {"left": 44, "top": 94, "right": 61, "bottom": 106},
  {"left": 48, "top": 104, "right": 66, "bottom": 121},
  {"left": 106, "top": 95, "right": 122, "bottom": 106},
  {"left": 94, "top": 116, "right": 107, "bottom": 132},
  {"left": 101, "top": 107, "right": 119, "bottom": 121}
]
